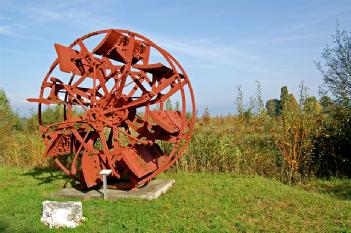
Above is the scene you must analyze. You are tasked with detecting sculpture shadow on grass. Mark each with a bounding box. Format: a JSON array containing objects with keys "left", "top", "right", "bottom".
[
  {"left": 22, "top": 167, "right": 70, "bottom": 186},
  {"left": 21, "top": 167, "right": 101, "bottom": 192}
]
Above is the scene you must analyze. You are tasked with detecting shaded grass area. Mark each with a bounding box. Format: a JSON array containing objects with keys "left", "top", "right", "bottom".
[
  {"left": 299, "top": 178, "right": 351, "bottom": 201},
  {"left": 0, "top": 167, "right": 351, "bottom": 232}
]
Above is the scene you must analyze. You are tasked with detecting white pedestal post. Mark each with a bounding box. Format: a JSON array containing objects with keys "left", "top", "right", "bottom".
[{"left": 99, "top": 169, "right": 112, "bottom": 200}]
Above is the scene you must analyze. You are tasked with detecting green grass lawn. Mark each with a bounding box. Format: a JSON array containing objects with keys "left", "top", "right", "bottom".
[{"left": 0, "top": 167, "right": 350, "bottom": 233}]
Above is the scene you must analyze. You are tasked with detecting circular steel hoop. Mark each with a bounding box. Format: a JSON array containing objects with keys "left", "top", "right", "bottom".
[{"left": 35, "top": 29, "right": 196, "bottom": 189}]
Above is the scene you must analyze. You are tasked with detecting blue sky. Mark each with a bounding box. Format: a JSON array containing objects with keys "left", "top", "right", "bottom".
[{"left": 0, "top": 0, "right": 351, "bottom": 116}]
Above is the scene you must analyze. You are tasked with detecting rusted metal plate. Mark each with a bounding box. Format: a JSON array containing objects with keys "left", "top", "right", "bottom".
[
  {"left": 146, "top": 110, "right": 183, "bottom": 134},
  {"left": 82, "top": 152, "right": 102, "bottom": 188},
  {"left": 55, "top": 44, "right": 79, "bottom": 73},
  {"left": 121, "top": 144, "right": 165, "bottom": 178},
  {"left": 134, "top": 63, "right": 184, "bottom": 79},
  {"left": 94, "top": 30, "right": 149, "bottom": 64}
]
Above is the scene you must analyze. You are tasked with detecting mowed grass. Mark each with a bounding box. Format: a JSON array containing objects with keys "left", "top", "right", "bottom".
[{"left": 0, "top": 167, "right": 350, "bottom": 233}]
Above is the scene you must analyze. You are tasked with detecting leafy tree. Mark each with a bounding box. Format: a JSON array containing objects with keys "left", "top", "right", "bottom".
[
  {"left": 0, "top": 89, "right": 21, "bottom": 131},
  {"left": 304, "top": 96, "right": 322, "bottom": 115},
  {"left": 319, "top": 95, "right": 333, "bottom": 113},
  {"left": 288, "top": 94, "right": 300, "bottom": 113},
  {"left": 313, "top": 26, "right": 351, "bottom": 177},
  {"left": 266, "top": 99, "right": 280, "bottom": 117},
  {"left": 266, "top": 86, "right": 301, "bottom": 118},
  {"left": 316, "top": 26, "right": 351, "bottom": 106},
  {"left": 313, "top": 106, "right": 351, "bottom": 177},
  {"left": 0, "top": 89, "right": 10, "bottom": 111}
]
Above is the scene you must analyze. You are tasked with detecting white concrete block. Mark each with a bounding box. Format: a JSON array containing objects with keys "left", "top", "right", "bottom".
[{"left": 41, "top": 201, "right": 84, "bottom": 228}]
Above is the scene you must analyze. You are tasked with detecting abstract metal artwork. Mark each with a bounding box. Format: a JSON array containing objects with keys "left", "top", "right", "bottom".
[{"left": 28, "top": 29, "right": 196, "bottom": 189}]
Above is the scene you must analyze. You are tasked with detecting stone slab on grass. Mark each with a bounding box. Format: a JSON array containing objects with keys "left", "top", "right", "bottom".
[
  {"left": 41, "top": 201, "right": 84, "bottom": 228},
  {"left": 52, "top": 179, "right": 175, "bottom": 201}
]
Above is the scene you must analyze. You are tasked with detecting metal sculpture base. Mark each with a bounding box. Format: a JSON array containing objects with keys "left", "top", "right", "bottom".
[{"left": 52, "top": 179, "right": 175, "bottom": 201}]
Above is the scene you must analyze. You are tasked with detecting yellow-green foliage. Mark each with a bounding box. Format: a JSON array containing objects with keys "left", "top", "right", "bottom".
[
  {"left": 174, "top": 116, "right": 280, "bottom": 177},
  {"left": 0, "top": 89, "right": 46, "bottom": 168},
  {"left": 1, "top": 132, "right": 45, "bottom": 168},
  {"left": 0, "top": 109, "right": 45, "bottom": 167},
  {"left": 0, "top": 85, "right": 344, "bottom": 183},
  {"left": 274, "top": 105, "right": 321, "bottom": 183},
  {"left": 1, "top": 112, "right": 282, "bottom": 177}
]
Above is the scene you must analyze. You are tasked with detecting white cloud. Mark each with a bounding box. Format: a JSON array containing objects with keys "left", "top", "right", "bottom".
[
  {"left": 0, "top": 24, "right": 48, "bottom": 42},
  {"left": 148, "top": 34, "right": 263, "bottom": 75},
  {"left": 22, "top": 3, "right": 116, "bottom": 30}
]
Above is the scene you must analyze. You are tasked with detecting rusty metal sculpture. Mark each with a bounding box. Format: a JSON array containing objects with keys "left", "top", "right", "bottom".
[{"left": 28, "top": 29, "right": 196, "bottom": 189}]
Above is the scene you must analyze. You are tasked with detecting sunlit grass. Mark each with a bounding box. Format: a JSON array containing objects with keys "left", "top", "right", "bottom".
[{"left": 0, "top": 167, "right": 350, "bottom": 232}]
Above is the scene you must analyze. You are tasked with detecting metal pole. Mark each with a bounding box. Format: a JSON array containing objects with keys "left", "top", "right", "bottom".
[
  {"left": 99, "top": 169, "right": 111, "bottom": 200},
  {"left": 103, "top": 174, "right": 107, "bottom": 200}
]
